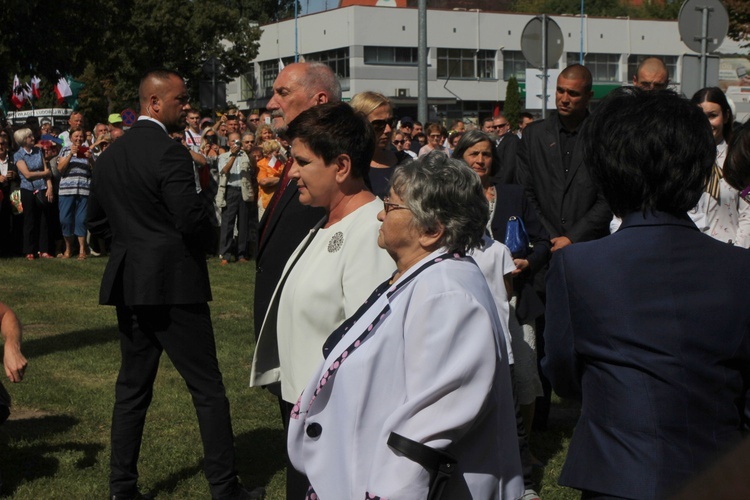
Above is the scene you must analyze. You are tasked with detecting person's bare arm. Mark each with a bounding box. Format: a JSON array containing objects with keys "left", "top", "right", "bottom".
[{"left": 0, "top": 303, "right": 27, "bottom": 383}]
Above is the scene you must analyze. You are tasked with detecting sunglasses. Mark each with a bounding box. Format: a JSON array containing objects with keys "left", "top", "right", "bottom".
[
  {"left": 371, "top": 118, "right": 396, "bottom": 131},
  {"left": 249, "top": 118, "right": 260, "bottom": 122},
  {"left": 492, "top": 123, "right": 509, "bottom": 129},
  {"left": 392, "top": 140, "right": 405, "bottom": 145}
]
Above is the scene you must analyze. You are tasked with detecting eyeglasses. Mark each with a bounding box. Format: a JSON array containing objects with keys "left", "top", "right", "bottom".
[
  {"left": 249, "top": 118, "right": 260, "bottom": 122},
  {"left": 492, "top": 123, "right": 509, "bottom": 129},
  {"left": 371, "top": 118, "right": 396, "bottom": 131},
  {"left": 392, "top": 140, "right": 405, "bottom": 145},
  {"left": 383, "top": 196, "right": 410, "bottom": 214}
]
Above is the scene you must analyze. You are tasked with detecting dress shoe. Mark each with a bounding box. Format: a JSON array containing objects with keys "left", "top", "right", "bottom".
[
  {"left": 214, "top": 485, "right": 265, "bottom": 500},
  {"left": 25, "top": 254, "right": 35, "bottom": 261},
  {"left": 220, "top": 259, "right": 230, "bottom": 266},
  {"left": 110, "top": 490, "right": 153, "bottom": 500}
]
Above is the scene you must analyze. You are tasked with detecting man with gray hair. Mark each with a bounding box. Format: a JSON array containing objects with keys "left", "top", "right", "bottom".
[{"left": 253, "top": 61, "right": 341, "bottom": 499}]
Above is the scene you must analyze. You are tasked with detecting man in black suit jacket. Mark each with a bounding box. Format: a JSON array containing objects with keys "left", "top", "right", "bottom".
[
  {"left": 88, "top": 70, "right": 258, "bottom": 500},
  {"left": 543, "top": 88, "right": 750, "bottom": 498},
  {"left": 516, "top": 64, "right": 611, "bottom": 251},
  {"left": 253, "top": 62, "right": 340, "bottom": 499},
  {"left": 515, "top": 65, "right": 611, "bottom": 431},
  {"left": 254, "top": 62, "right": 340, "bottom": 340}
]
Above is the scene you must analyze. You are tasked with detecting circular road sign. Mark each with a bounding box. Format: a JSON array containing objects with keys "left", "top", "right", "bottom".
[
  {"left": 678, "top": 0, "right": 729, "bottom": 53},
  {"left": 521, "top": 16, "right": 564, "bottom": 69}
]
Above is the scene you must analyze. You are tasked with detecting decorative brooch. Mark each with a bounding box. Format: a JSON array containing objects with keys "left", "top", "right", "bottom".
[{"left": 328, "top": 231, "right": 344, "bottom": 253}]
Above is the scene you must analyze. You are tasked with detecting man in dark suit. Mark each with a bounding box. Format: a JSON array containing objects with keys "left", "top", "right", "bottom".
[
  {"left": 254, "top": 62, "right": 340, "bottom": 340},
  {"left": 491, "top": 114, "right": 520, "bottom": 184},
  {"left": 543, "top": 88, "right": 750, "bottom": 498},
  {"left": 88, "top": 70, "right": 259, "bottom": 500},
  {"left": 253, "top": 62, "right": 340, "bottom": 499},
  {"left": 516, "top": 64, "right": 611, "bottom": 251},
  {"left": 516, "top": 64, "right": 611, "bottom": 430}
]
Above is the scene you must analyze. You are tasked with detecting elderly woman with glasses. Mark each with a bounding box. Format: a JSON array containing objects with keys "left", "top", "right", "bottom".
[
  {"left": 287, "top": 151, "right": 524, "bottom": 499},
  {"left": 14, "top": 128, "right": 54, "bottom": 260},
  {"left": 418, "top": 123, "right": 447, "bottom": 157}
]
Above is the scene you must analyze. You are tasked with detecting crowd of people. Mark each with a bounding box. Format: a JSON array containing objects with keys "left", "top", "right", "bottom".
[{"left": 2, "top": 55, "right": 750, "bottom": 500}]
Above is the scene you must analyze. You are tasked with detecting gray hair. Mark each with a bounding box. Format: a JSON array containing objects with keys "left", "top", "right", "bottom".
[
  {"left": 390, "top": 151, "right": 488, "bottom": 253},
  {"left": 13, "top": 128, "right": 33, "bottom": 148},
  {"left": 301, "top": 62, "right": 342, "bottom": 103}
]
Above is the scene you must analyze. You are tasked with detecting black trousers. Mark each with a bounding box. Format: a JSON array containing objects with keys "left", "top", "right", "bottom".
[
  {"left": 20, "top": 188, "right": 52, "bottom": 255},
  {"left": 279, "top": 397, "right": 309, "bottom": 499},
  {"left": 110, "top": 304, "right": 238, "bottom": 499}
]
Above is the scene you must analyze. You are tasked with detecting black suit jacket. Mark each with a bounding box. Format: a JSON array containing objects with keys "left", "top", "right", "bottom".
[
  {"left": 492, "top": 132, "right": 519, "bottom": 185},
  {"left": 515, "top": 111, "right": 610, "bottom": 242},
  {"left": 543, "top": 211, "right": 750, "bottom": 498},
  {"left": 254, "top": 164, "right": 325, "bottom": 338},
  {"left": 87, "top": 119, "right": 213, "bottom": 306}
]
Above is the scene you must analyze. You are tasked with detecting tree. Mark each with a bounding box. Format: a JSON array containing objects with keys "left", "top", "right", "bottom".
[
  {"left": 725, "top": 0, "right": 750, "bottom": 47},
  {"left": 1, "top": 0, "right": 261, "bottom": 123},
  {"left": 504, "top": 77, "right": 522, "bottom": 132}
]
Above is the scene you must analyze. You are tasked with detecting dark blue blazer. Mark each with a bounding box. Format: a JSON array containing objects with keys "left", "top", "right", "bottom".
[{"left": 543, "top": 210, "right": 750, "bottom": 498}]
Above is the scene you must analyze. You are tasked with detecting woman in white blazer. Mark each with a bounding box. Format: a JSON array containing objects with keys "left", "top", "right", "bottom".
[
  {"left": 288, "top": 152, "right": 524, "bottom": 500},
  {"left": 249, "top": 103, "right": 394, "bottom": 497}
]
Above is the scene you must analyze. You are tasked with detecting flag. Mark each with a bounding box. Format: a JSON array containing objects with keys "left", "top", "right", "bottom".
[
  {"left": 30, "top": 76, "right": 41, "bottom": 99},
  {"left": 279, "top": 59, "right": 285, "bottom": 71},
  {"left": 11, "top": 75, "right": 25, "bottom": 109},
  {"left": 54, "top": 76, "right": 72, "bottom": 104}
]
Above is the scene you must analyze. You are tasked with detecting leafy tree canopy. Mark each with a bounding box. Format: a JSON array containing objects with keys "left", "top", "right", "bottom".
[{"left": 1, "top": 0, "right": 262, "bottom": 121}]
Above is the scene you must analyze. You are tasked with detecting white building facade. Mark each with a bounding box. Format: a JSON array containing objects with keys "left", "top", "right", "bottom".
[{"left": 228, "top": 5, "right": 734, "bottom": 122}]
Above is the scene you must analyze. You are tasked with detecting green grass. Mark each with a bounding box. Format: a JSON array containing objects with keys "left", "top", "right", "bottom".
[{"left": 0, "top": 256, "right": 579, "bottom": 499}]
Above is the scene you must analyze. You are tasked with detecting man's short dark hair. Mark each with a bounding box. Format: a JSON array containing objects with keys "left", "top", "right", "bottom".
[
  {"left": 482, "top": 117, "right": 494, "bottom": 127},
  {"left": 582, "top": 87, "right": 714, "bottom": 218},
  {"left": 286, "top": 102, "right": 375, "bottom": 180}
]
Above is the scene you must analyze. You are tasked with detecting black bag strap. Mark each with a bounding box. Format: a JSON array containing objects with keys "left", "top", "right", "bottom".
[{"left": 387, "top": 432, "right": 457, "bottom": 500}]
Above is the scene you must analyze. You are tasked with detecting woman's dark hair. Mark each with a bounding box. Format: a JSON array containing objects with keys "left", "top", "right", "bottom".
[
  {"left": 690, "top": 86, "right": 733, "bottom": 143},
  {"left": 286, "top": 102, "right": 375, "bottom": 179},
  {"left": 451, "top": 130, "right": 496, "bottom": 175},
  {"left": 724, "top": 125, "right": 750, "bottom": 192},
  {"left": 582, "top": 87, "right": 715, "bottom": 218}
]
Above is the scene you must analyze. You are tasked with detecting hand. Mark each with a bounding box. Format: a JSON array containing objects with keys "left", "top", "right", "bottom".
[
  {"left": 70, "top": 145, "right": 78, "bottom": 157},
  {"left": 511, "top": 258, "right": 529, "bottom": 276},
  {"left": 6, "top": 170, "right": 16, "bottom": 180},
  {"left": 230, "top": 143, "right": 241, "bottom": 156},
  {"left": 0, "top": 174, "right": 5, "bottom": 184},
  {"left": 46, "top": 189, "right": 54, "bottom": 203},
  {"left": 4, "top": 346, "right": 27, "bottom": 383},
  {"left": 551, "top": 236, "right": 572, "bottom": 252}
]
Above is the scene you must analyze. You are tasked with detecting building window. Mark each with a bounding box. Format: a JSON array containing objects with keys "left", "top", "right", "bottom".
[
  {"left": 364, "top": 46, "right": 419, "bottom": 65},
  {"left": 240, "top": 66, "right": 257, "bottom": 101},
  {"left": 259, "top": 58, "right": 295, "bottom": 97},
  {"left": 567, "top": 53, "right": 620, "bottom": 82},
  {"left": 437, "top": 49, "right": 495, "bottom": 79},
  {"left": 503, "top": 51, "right": 527, "bottom": 81},
  {"left": 305, "top": 48, "right": 350, "bottom": 79},
  {"left": 627, "top": 55, "right": 679, "bottom": 83}
]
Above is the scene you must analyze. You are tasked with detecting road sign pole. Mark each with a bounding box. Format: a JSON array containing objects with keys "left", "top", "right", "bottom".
[
  {"left": 542, "top": 15, "right": 548, "bottom": 119},
  {"left": 699, "top": 6, "right": 709, "bottom": 88}
]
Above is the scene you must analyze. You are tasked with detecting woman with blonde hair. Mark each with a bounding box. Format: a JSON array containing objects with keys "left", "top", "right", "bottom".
[
  {"left": 256, "top": 139, "right": 283, "bottom": 219},
  {"left": 350, "top": 91, "right": 407, "bottom": 198}
]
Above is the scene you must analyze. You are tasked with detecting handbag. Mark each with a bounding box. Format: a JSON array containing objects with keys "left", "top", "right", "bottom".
[
  {"left": 387, "top": 432, "right": 457, "bottom": 500},
  {"left": 504, "top": 215, "right": 531, "bottom": 258}
]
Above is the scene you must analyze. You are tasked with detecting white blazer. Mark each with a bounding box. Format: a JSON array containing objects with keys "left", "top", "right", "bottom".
[{"left": 288, "top": 251, "right": 524, "bottom": 500}]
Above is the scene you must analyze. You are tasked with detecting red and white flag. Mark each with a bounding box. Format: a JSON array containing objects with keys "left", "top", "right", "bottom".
[
  {"left": 11, "top": 75, "right": 25, "bottom": 109},
  {"left": 54, "top": 76, "right": 72, "bottom": 104},
  {"left": 30, "top": 76, "right": 41, "bottom": 99}
]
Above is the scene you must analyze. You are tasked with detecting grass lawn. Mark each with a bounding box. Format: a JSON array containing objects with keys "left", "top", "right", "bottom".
[{"left": 0, "top": 256, "right": 580, "bottom": 499}]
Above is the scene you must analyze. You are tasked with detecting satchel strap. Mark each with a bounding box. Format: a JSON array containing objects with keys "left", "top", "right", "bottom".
[{"left": 387, "top": 432, "right": 457, "bottom": 500}]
